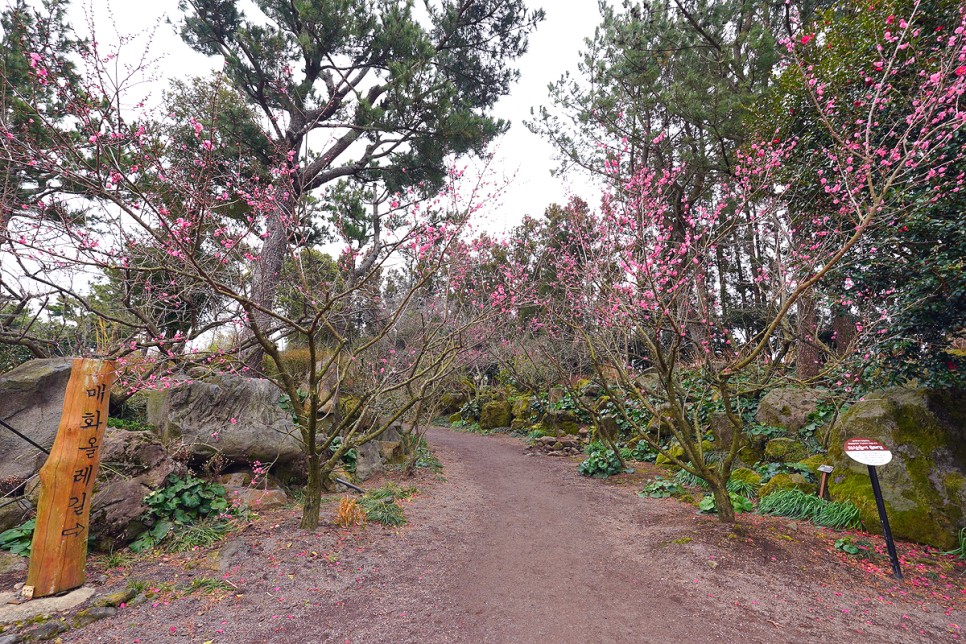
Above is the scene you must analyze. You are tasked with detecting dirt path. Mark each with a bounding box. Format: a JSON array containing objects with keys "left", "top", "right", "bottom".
[{"left": 58, "top": 428, "right": 964, "bottom": 643}]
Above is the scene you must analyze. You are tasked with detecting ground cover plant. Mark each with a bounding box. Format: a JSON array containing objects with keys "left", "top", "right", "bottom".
[{"left": 758, "top": 489, "right": 862, "bottom": 530}]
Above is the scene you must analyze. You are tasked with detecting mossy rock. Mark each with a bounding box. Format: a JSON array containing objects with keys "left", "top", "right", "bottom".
[
  {"left": 799, "top": 454, "right": 830, "bottom": 476},
  {"left": 759, "top": 473, "right": 814, "bottom": 499},
  {"left": 479, "top": 401, "right": 512, "bottom": 429},
  {"left": 448, "top": 412, "right": 462, "bottom": 424},
  {"left": 440, "top": 392, "right": 468, "bottom": 414},
  {"left": 656, "top": 442, "right": 686, "bottom": 467},
  {"left": 826, "top": 387, "right": 966, "bottom": 549},
  {"left": 510, "top": 396, "right": 532, "bottom": 421},
  {"left": 538, "top": 410, "right": 580, "bottom": 436},
  {"left": 509, "top": 418, "right": 529, "bottom": 432},
  {"left": 764, "top": 437, "right": 809, "bottom": 463},
  {"left": 730, "top": 467, "right": 762, "bottom": 488},
  {"left": 756, "top": 387, "right": 821, "bottom": 433}
]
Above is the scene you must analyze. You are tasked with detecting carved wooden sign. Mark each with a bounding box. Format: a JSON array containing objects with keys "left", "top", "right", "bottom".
[{"left": 24, "top": 358, "right": 115, "bottom": 599}]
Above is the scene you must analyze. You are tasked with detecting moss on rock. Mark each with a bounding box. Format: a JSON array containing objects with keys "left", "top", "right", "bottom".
[
  {"left": 479, "top": 401, "right": 512, "bottom": 429},
  {"left": 759, "top": 473, "right": 814, "bottom": 499},
  {"left": 764, "top": 437, "right": 809, "bottom": 463},
  {"left": 827, "top": 387, "right": 966, "bottom": 549}
]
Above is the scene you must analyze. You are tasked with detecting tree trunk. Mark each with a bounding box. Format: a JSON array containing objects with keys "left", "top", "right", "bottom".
[
  {"left": 300, "top": 452, "right": 322, "bottom": 530},
  {"left": 710, "top": 478, "right": 735, "bottom": 523},
  {"left": 243, "top": 198, "right": 293, "bottom": 373},
  {"left": 796, "top": 292, "right": 821, "bottom": 379}
]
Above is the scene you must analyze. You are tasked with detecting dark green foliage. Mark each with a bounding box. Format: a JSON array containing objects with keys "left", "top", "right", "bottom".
[
  {"left": 758, "top": 489, "right": 862, "bottom": 530},
  {"left": 130, "top": 475, "right": 232, "bottom": 552},
  {"left": 458, "top": 399, "right": 481, "bottom": 422},
  {"left": 0, "top": 518, "right": 35, "bottom": 556},
  {"left": 745, "top": 424, "right": 786, "bottom": 440},
  {"left": 179, "top": 0, "right": 543, "bottom": 202}
]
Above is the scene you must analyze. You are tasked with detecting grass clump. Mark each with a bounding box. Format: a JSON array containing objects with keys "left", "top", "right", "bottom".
[
  {"left": 757, "top": 489, "right": 862, "bottom": 529},
  {"left": 358, "top": 484, "right": 417, "bottom": 527},
  {"left": 944, "top": 528, "right": 966, "bottom": 559}
]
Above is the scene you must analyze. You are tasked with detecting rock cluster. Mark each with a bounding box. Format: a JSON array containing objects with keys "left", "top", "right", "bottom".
[{"left": 529, "top": 434, "right": 583, "bottom": 457}]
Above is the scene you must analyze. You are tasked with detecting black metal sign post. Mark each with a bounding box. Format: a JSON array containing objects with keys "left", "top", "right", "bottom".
[
  {"left": 867, "top": 464, "right": 902, "bottom": 580},
  {"left": 843, "top": 437, "right": 902, "bottom": 581}
]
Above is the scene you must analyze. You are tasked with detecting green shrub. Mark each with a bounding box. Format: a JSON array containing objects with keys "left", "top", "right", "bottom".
[
  {"left": 0, "top": 518, "right": 35, "bottom": 556},
  {"left": 130, "top": 475, "right": 232, "bottom": 552}
]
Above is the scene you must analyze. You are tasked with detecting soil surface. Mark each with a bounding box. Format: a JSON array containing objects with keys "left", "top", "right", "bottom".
[{"left": 8, "top": 427, "right": 966, "bottom": 642}]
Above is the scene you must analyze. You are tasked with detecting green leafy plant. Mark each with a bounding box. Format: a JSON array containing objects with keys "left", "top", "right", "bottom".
[
  {"left": 458, "top": 399, "right": 481, "bottom": 422},
  {"left": 330, "top": 437, "right": 358, "bottom": 473},
  {"left": 412, "top": 439, "right": 443, "bottom": 473},
  {"left": 745, "top": 424, "right": 786, "bottom": 439},
  {"left": 629, "top": 440, "right": 658, "bottom": 462},
  {"left": 755, "top": 462, "right": 817, "bottom": 484},
  {"left": 577, "top": 442, "right": 626, "bottom": 478},
  {"left": 0, "top": 518, "right": 35, "bottom": 556},
  {"left": 699, "top": 492, "right": 753, "bottom": 514},
  {"left": 834, "top": 536, "right": 875, "bottom": 559},
  {"left": 757, "top": 489, "right": 862, "bottom": 530},
  {"left": 130, "top": 475, "right": 232, "bottom": 552},
  {"left": 640, "top": 477, "right": 683, "bottom": 499}
]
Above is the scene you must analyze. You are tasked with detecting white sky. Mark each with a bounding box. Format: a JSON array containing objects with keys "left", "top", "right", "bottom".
[{"left": 79, "top": 0, "right": 605, "bottom": 234}]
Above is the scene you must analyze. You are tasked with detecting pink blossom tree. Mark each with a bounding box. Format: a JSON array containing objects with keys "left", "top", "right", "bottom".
[
  {"left": 0, "top": 23, "right": 504, "bottom": 528},
  {"left": 506, "top": 0, "right": 966, "bottom": 521}
]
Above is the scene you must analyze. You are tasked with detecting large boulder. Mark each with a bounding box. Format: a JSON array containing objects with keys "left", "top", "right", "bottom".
[
  {"left": 354, "top": 441, "right": 384, "bottom": 481},
  {"left": 479, "top": 401, "right": 512, "bottom": 429},
  {"left": 827, "top": 387, "right": 966, "bottom": 549},
  {"left": 89, "top": 427, "right": 183, "bottom": 548},
  {"left": 0, "top": 358, "right": 73, "bottom": 482},
  {"left": 147, "top": 375, "right": 303, "bottom": 468},
  {"left": 756, "top": 388, "right": 821, "bottom": 433}
]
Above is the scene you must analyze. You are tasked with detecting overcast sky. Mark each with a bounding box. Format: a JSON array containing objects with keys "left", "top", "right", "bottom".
[{"left": 81, "top": 0, "right": 605, "bottom": 234}]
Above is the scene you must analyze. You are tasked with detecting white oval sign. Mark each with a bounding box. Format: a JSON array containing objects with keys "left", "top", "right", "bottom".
[{"left": 844, "top": 437, "right": 892, "bottom": 466}]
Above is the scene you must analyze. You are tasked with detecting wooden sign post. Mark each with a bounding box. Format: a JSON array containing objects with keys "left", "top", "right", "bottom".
[{"left": 24, "top": 358, "right": 115, "bottom": 599}]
